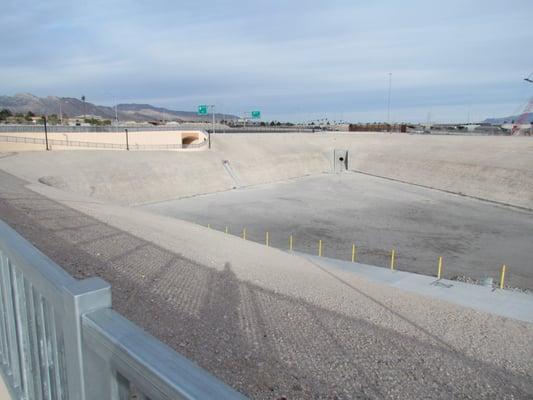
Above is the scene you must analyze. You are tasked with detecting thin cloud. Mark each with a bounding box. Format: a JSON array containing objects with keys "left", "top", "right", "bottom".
[{"left": 1, "top": 0, "right": 532, "bottom": 122}]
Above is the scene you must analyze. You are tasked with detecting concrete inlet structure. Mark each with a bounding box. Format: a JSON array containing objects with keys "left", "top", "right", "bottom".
[{"left": 0, "top": 132, "right": 532, "bottom": 399}]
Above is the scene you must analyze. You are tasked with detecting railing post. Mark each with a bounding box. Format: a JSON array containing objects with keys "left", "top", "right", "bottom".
[{"left": 61, "top": 278, "right": 111, "bottom": 399}]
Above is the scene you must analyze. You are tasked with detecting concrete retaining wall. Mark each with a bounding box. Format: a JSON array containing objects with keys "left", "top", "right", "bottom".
[{"left": 1, "top": 133, "right": 531, "bottom": 208}]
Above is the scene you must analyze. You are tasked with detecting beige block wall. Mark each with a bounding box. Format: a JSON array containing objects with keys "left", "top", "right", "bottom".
[{"left": 0, "top": 130, "right": 207, "bottom": 151}]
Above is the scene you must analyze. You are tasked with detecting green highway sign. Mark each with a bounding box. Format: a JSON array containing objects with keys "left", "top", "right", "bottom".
[
  {"left": 251, "top": 110, "right": 261, "bottom": 119},
  {"left": 197, "top": 104, "right": 208, "bottom": 116}
]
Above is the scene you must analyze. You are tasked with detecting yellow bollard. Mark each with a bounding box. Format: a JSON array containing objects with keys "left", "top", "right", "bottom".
[
  {"left": 500, "top": 264, "right": 507, "bottom": 289},
  {"left": 437, "top": 256, "right": 443, "bottom": 279},
  {"left": 390, "top": 248, "right": 396, "bottom": 271},
  {"left": 351, "top": 244, "right": 356, "bottom": 263},
  {"left": 289, "top": 235, "right": 293, "bottom": 251},
  {"left": 318, "top": 240, "right": 323, "bottom": 257},
  {"left": 266, "top": 231, "right": 269, "bottom": 246},
  {"left": 207, "top": 223, "right": 210, "bottom": 229},
  {"left": 242, "top": 228, "right": 246, "bottom": 240},
  {"left": 225, "top": 226, "right": 228, "bottom": 234}
]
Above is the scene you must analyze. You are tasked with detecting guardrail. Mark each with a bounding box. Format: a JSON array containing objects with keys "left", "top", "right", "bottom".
[
  {"left": 0, "top": 220, "right": 246, "bottom": 400},
  {"left": 0, "top": 135, "right": 208, "bottom": 151}
]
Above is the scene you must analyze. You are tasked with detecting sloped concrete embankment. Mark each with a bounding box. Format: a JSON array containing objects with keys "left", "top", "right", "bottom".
[{"left": 0, "top": 133, "right": 531, "bottom": 208}]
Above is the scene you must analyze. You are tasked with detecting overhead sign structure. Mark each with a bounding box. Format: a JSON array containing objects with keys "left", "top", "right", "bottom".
[
  {"left": 251, "top": 110, "right": 261, "bottom": 119},
  {"left": 197, "top": 105, "right": 208, "bottom": 116}
]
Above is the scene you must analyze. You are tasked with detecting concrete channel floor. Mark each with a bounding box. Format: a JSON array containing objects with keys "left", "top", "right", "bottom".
[
  {"left": 142, "top": 172, "right": 533, "bottom": 290},
  {"left": 1, "top": 170, "right": 532, "bottom": 399}
]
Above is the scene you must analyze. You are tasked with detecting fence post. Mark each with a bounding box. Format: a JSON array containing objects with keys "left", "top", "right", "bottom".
[
  {"left": 289, "top": 235, "right": 293, "bottom": 251},
  {"left": 265, "top": 231, "right": 269, "bottom": 246},
  {"left": 242, "top": 228, "right": 246, "bottom": 240},
  {"left": 390, "top": 249, "right": 396, "bottom": 271},
  {"left": 437, "top": 256, "right": 443, "bottom": 279},
  {"left": 318, "top": 240, "right": 323, "bottom": 257},
  {"left": 351, "top": 244, "right": 356, "bottom": 263}
]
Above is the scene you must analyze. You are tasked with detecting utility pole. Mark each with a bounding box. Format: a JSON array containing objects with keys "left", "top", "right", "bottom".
[
  {"left": 387, "top": 72, "right": 392, "bottom": 132},
  {"left": 43, "top": 116, "right": 50, "bottom": 151},
  {"left": 59, "top": 102, "right": 63, "bottom": 125}
]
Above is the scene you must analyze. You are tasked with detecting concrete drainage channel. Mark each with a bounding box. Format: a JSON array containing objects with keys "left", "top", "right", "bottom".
[{"left": 297, "top": 252, "right": 533, "bottom": 323}]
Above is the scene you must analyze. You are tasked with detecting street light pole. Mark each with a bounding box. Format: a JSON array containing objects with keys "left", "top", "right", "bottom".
[
  {"left": 387, "top": 72, "right": 392, "bottom": 132},
  {"left": 43, "top": 116, "right": 50, "bottom": 151},
  {"left": 124, "top": 128, "right": 129, "bottom": 151},
  {"left": 114, "top": 96, "right": 119, "bottom": 133},
  {"left": 211, "top": 104, "right": 215, "bottom": 134},
  {"left": 81, "top": 95, "right": 86, "bottom": 119},
  {"left": 209, "top": 104, "right": 215, "bottom": 149}
]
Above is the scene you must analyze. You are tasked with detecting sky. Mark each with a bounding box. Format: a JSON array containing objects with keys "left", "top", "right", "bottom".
[{"left": 1, "top": 0, "right": 532, "bottom": 123}]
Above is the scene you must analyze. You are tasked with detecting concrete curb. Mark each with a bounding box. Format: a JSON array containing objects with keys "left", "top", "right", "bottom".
[{"left": 298, "top": 252, "right": 533, "bottom": 324}]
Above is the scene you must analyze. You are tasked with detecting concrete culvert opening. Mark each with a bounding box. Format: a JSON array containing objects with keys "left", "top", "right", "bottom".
[{"left": 182, "top": 134, "right": 199, "bottom": 145}]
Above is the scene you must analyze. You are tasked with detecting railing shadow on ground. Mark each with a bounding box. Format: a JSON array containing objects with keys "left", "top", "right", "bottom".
[{"left": 0, "top": 219, "right": 246, "bottom": 400}]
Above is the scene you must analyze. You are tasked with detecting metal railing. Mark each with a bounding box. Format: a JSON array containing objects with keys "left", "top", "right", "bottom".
[
  {"left": 208, "top": 127, "right": 318, "bottom": 133},
  {"left": 0, "top": 124, "right": 326, "bottom": 135},
  {"left": 0, "top": 135, "right": 208, "bottom": 151},
  {"left": 0, "top": 220, "right": 246, "bottom": 400},
  {"left": 0, "top": 125, "right": 216, "bottom": 133}
]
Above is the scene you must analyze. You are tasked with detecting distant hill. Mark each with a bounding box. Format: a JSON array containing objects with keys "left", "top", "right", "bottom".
[
  {"left": 115, "top": 103, "right": 234, "bottom": 122},
  {"left": 0, "top": 93, "right": 237, "bottom": 122},
  {"left": 483, "top": 113, "right": 533, "bottom": 124}
]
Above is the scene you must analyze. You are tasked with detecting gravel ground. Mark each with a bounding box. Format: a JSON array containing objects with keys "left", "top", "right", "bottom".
[
  {"left": 143, "top": 172, "right": 533, "bottom": 290},
  {"left": 1, "top": 170, "right": 532, "bottom": 399}
]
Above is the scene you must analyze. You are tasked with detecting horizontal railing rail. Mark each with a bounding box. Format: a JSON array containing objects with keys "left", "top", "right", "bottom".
[
  {"left": 0, "top": 219, "right": 246, "bottom": 399},
  {"left": 82, "top": 309, "right": 245, "bottom": 400}
]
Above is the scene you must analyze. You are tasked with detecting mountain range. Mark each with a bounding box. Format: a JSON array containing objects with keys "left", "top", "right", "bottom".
[
  {"left": 3, "top": 93, "right": 531, "bottom": 124},
  {"left": 483, "top": 113, "right": 533, "bottom": 124},
  {"left": 0, "top": 93, "right": 238, "bottom": 122}
]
